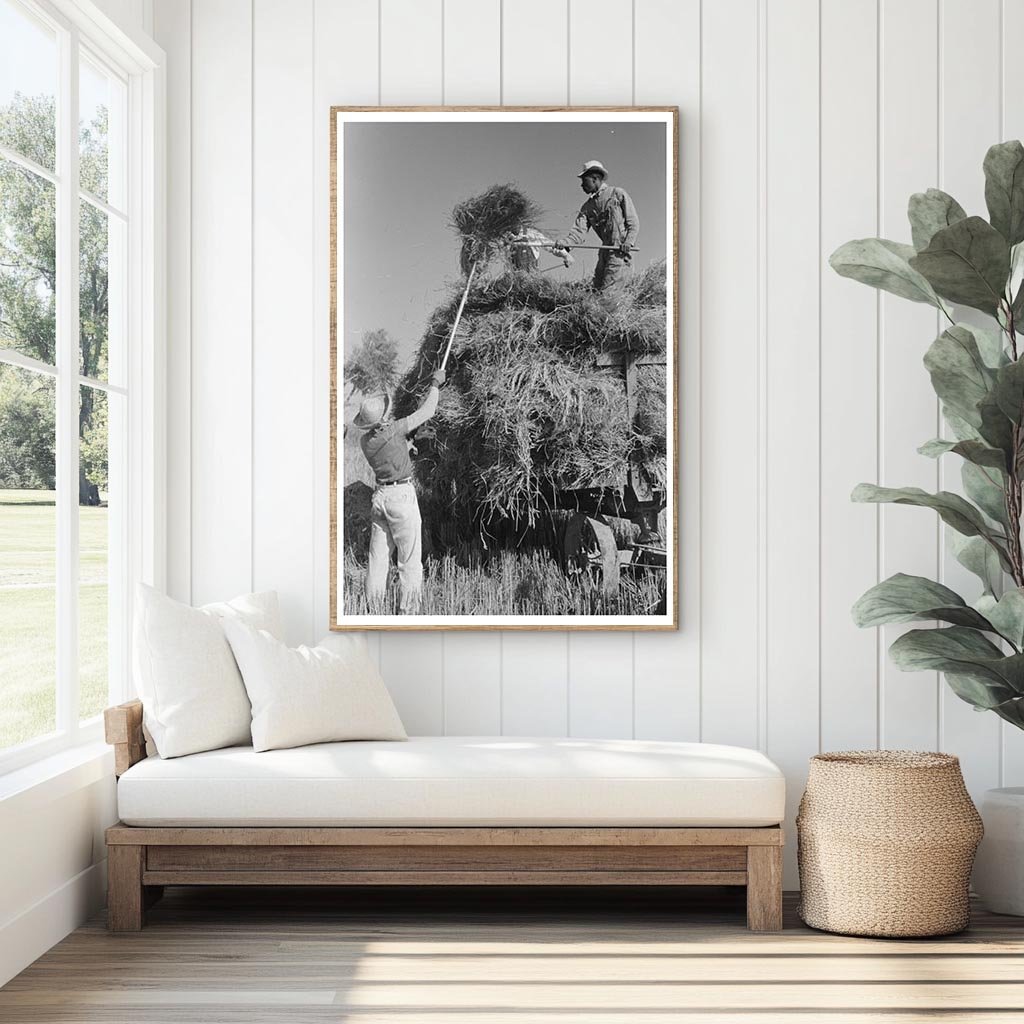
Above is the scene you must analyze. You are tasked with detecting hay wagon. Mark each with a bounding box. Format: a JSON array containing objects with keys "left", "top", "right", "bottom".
[
  {"left": 395, "top": 182, "right": 670, "bottom": 608},
  {"left": 551, "top": 348, "right": 668, "bottom": 599}
]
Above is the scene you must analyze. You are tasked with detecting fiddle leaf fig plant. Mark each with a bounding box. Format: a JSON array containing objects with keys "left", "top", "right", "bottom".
[{"left": 832, "top": 140, "right": 1024, "bottom": 731}]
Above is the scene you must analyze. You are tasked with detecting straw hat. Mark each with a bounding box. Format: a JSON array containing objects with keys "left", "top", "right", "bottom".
[
  {"left": 353, "top": 393, "right": 390, "bottom": 429},
  {"left": 577, "top": 159, "right": 608, "bottom": 179}
]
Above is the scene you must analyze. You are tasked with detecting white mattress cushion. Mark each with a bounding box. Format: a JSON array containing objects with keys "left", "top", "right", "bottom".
[{"left": 117, "top": 736, "right": 786, "bottom": 827}]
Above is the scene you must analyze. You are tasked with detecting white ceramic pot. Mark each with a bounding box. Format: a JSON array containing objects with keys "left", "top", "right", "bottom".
[{"left": 973, "top": 788, "right": 1024, "bottom": 916}]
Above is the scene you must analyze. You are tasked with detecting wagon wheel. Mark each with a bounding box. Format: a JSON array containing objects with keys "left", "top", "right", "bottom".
[{"left": 562, "top": 513, "right": 619, "bottom": 597}]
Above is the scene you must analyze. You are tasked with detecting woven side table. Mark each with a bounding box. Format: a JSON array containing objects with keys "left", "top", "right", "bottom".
[{"left": 797, "top": 751, "right": 983, "bottom": 937}]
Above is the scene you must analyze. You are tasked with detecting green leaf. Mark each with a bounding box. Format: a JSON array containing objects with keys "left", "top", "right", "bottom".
[
  {"left": 1012, "top": 278, "right": 1024, "bottom": 326},
  {"left": 984, "top": 687, "right": 1024, "bottom": 728},
  {"left": 852, "top": 573, "right": 994, "bottom": 630},
  {"left": 1008, "top": 242, "right": 1024, "bottom": 324},
  {"left": 977, "top": 589, "right": 1024, "bottom": 649},
  {"left": 851, "top": 483, "right": 1011, "bottom": 566},
  {"left": 890, "top": 624, "right": 1003, "bottom": 668},
  {"left": 889, "top": 627, "right": 1024, "bottom": 706},
  {"left": 950, "top": 533, "right": 1004, "bottom": 596},
  {"left": 918, "top": 437, "right": 1007, "bottom": 470},
  {"left": 984, "top": 140, "right": 1024, "bottom": 246},
  {"left": 923, "top": 325, "right": 997, "bottom": 428},
  {"left": 962, "top": 461, "right": 1008, "bottom": 527},
  {"left": 970, "top": 322, "right": 1011, "bottom": 368},
  {"left": 993, "top": 358, "right": 1024, "bottom": 423},
  {"left": 830, "top": 238, "right": 943, "bottom": 307},
  {"left": 944, "top": 671, "right": 1024, "bottom": 714},
  {"left": 908, "top": 188, "right": 968, "bottom": 251},
  {"left": 942, "top": 407, "right": 983, "bottom": 442},
  {"left": 1009, "top": 240, "right": 1024, "bottom": 299},
  {"left": 978, "top": 391, "right": 1016, "bottom": 458},
  {"left": 909, "top": 216, "right": 1011, "bottom": 314}
]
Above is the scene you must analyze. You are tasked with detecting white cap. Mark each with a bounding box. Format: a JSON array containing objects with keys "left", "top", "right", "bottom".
[{"left": 577, "top": 159, "right": 608, "bottom": 178}]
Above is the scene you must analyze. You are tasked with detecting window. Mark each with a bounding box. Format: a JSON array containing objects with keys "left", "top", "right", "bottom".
[{"left": 0, "top": 0, "right": 161, "bottom": 772}]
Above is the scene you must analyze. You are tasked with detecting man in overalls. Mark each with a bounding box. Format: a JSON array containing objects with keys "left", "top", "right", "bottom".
[
  {"left": 554, "top": 159, "right": 639, "bottom": 293},
  {"left": 354, "top": 368, "right": 445, "bottom": 613}
]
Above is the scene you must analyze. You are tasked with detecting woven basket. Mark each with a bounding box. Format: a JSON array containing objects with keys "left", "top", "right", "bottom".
[{"left": 797, "top": 751, "right": 983, "bottom": 937}]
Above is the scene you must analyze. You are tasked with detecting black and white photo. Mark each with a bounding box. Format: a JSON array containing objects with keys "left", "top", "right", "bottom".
[{"left": 331, "top": 108, "right": 678, "bottom": 629}]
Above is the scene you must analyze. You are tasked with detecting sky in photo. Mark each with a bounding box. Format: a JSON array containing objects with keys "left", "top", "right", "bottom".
[{"left": 342, "top": 119, "right": 668, "bottom": 366}]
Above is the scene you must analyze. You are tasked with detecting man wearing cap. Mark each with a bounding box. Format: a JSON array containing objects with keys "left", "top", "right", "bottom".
[
  {"left": 354, "top": 368, "right": 445, "bottom": 613},
  {"left": 554, "top": 160, "right": 639, "bottom": 293}
]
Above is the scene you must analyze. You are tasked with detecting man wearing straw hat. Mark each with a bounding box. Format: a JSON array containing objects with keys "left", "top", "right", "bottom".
[
  {"left": 553, "top": 159, "right": 639, "bottom": 293},
  {"left": 355, "top": 369, "right": 445, "bottom": 613}
]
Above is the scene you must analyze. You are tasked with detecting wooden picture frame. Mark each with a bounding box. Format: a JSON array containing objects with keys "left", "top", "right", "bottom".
[{"left": 330, "top": 107, "right": 679, "bottom": 630}]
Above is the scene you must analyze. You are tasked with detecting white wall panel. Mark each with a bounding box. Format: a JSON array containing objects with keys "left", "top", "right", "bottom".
[
  {"left": 0, "top": 772, "right": 116, "bottom": 985},
  {"left": 819, "top": 0, "right": 879, "bottom": 753},
  {"left": 568, "top": 0, "right": 631, "bottom": 105},
  {"left": 315, "top": 0, "right": 379, "bottom": 107},
  {"left": 153, "top": 0, "right": 190, "bottom": 604},
  {"left": 568, "top": 633, "right": 634, "bottom": 738},
  {"left": 764, "top": 0, "right": 820, "bottom": 883},
  {"left": 253, "top": 0, "right": 316, "bottom": 646},
  {"left": 877, "top": 0, "right": 941, "bottom": 751},
  {"left": 699, "top": 0, "right": 760, "bottom": 750},
  {"left": 443, "top": 0, "right": 500, "bottom": 106},
  {"left": 381, "top": 633, "right": 445, "bottom": 735},
  {"left": 189, "top": 0, "right": 253, "bottom": 605},
  {"left": 443, "top": 637, "right": 502, "bottom": 734},
  {"left": 380, "top": 0, "right": 443, "bottom": 105},
  {"left": 502, "top": 633, "right": 568, "bottom": 736},
  {"left": 162, "top": 0, "right": 1023, "bottom": 893},
  {"left": 632, "top": 0, "right": 700, "bottom": 742},
  {"left": 501, "top": 0, "right": 567, "bottom": 105}
]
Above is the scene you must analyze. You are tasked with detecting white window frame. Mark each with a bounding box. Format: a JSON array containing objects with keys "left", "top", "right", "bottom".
[{"left": 0, "top": 0, "right": 165, "bottom": 776}]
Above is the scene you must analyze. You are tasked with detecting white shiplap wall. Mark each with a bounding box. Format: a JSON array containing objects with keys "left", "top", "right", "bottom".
[{"left": 153, "top": 0, "right": 1024, "bottom": 884}]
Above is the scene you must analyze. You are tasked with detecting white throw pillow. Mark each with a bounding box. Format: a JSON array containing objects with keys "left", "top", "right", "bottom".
[
  {"left": 223, "top": 622, "right": 407, "bottom": 752},
  {"left": 316, "top": 631, "right": 374, "bottom": 661},
  {"left": 133, "top": 584, "right": 283, "bottom": 758}
]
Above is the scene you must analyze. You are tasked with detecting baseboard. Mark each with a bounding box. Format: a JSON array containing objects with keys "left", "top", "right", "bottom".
[{"left": 0, "top": 859, "right": 107, "bottom": 987}]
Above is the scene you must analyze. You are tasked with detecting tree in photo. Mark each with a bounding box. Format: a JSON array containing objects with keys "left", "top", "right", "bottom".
[{"left": 344, "top": 328, "right": 399, "bottom": 400}]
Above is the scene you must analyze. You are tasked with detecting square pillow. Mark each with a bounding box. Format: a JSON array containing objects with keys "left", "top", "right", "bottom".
[
  {"left": 222, "top": 621, "right": 407, "bottom": 752},
  {"left": 133, "top": 584, "right": 283, "bottom": 758}
]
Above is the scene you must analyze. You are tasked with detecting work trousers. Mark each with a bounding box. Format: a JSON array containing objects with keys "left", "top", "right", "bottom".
[
  {"left": 593, "top": 251, "right": 632, "bottom": 293},
  {"left": 365, "top": 482, "right": 423, "bottom": 613}
]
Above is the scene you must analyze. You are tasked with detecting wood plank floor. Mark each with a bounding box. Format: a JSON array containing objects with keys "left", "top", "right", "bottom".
[{"left": 3, "top": 885, "right": 1024, "bottom": 1022}]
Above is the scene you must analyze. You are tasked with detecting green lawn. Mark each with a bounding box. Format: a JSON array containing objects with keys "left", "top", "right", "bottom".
[{"left": 0, "top": 489, "right": 109, "bottom": 751}]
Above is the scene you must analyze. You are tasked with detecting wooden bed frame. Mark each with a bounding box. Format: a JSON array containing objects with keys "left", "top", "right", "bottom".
[{"left": 104, "top": 700, "right": 784, "bottom": 932}]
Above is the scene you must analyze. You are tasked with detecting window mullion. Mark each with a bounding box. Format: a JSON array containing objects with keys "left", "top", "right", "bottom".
[{"left": 55, "top": 23, "right": 81, "bottom": 735}]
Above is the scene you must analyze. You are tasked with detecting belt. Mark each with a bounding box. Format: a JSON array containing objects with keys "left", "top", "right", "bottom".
[{"left": 376, "top": 478, "right": 412, "bottom": 488}]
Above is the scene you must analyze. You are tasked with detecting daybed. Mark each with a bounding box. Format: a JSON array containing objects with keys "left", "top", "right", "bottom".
[{"left": 104, "top": 699, "right": 786, "bottom": 932}]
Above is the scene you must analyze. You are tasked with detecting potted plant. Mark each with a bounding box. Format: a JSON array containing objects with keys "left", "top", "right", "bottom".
[{"left": 831, "top": 140, "right": 1024, "bottom": 914}]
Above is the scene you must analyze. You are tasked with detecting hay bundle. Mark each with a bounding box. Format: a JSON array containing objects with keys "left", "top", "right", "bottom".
[
  {"left": 395, "top": 260, "right": 669, "bottom": 535},
  {"left": 452, "top": 183, "right": 543, "bottom": 275}
]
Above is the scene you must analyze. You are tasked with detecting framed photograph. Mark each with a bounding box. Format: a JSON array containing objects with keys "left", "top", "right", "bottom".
[{"left": 330, "top": 107, "right": 678, "bottom": 631}]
